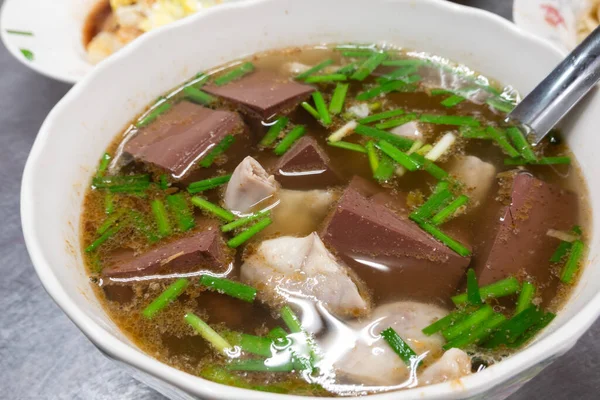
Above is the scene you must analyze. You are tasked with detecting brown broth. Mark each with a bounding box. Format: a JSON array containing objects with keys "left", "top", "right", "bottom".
[{"left": 81, "top": 45, "right": 590, "bottom": 396}]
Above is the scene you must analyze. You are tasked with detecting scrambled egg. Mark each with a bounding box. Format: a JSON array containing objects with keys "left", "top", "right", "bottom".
[{"left": 87, "top": 0, "right": 223, "bottom": 64}]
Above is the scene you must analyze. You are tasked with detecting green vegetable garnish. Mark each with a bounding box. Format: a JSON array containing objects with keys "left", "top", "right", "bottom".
[
  {"left": 142, "top": 278, "right": 189, "bottom": 319},
  {"left": 199, "top": 135, "right": 236, "bottom": 168},
  {"left": 187, "top": 174, "right": 232, "bottom": 194},
  {"left": 200, "top": 275, "right": 257, "bottom": 303},
  {"left": 260, "top": 117, "right": 289, "bottom": 147},
  {"left": 227, "top": 217, "right": 272, "bottom": 248},
  {"left": 274, "top": 126, "right": 306, "bottom": 155},
  {"left": 214, "top": 62, "right": 254, "bottom": 86}
]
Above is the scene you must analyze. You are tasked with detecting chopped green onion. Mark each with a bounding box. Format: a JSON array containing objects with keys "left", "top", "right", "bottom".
[
  {"left": 221, "top": 211, "right": 271, "bottom": 232},
  {"left": 295, "top": 59, "right": 334, "bottom": 80},
  {"left": 312, "top": 92, "right": 331, "bottom": 125},
  {"left": 183, "top": 86, "right": 215, "bottom": 105},
  {"left": 6, "top": 29, "right": 33, "bottom": 36},
  {"left": 407, "top": 140, "right": 424, "bottom": 155},
  {"left": 442, "top": 305, "right": 493, "bottom": 340},
  {"left": 200, "top": 275, "right": 257, "bottom": 302},
  {"left": 377, "top": 140, "right": 420, "bottom": 171},
  {"left": 85, "top": 225, "right": 121, "bottom": 253},
  {"left": 267, "top": 327, "right": 289, "bottom": 341},
  {"left": 187, "top": 73, "right": 210, "bottom": 88},
  {"left": 226, "top": 359, "right": 294, "bottom": 372},
  {"left": 550, "top": 241, "right": 573, "bottom": 263},
  {"left": 359, "top": 109, "right": 405, "bottom": 124},
  {"left": 274, "top": 126, "right": 306, "bottom": 156},
  {"left": 434, "top": 181, "right": 450, "bottom": 193},
  {"left": 487, "top": 97, "right": 515, "bottom": 113},
  {"left": 166, "top": 194, "right": 195, "bottom": 232},
  {"left": 336, "top": 62, "right": 358, "bottom": 76},
  {"left": 441, "top": 94, "right": 466, "bottom": 108},
  {"left": 516, "top": 282, "right": 536, "bottom": 315},
  {"left": 486, "top": 127, "right": 520, "bottom": 158},
  {"left": 467, "top": 268, "right": 482, "bottom": 305},
  {"left": 452, "top": 276, "right": 520, "bottom": 305},
  {"left": 422, "top": 310, "right": 465, "bottom": 336},
  {"left": 151, "top": 199, "right": 172, "bottom": 237},
  {"left": 381, "top": 327, "right": 419, "bottom": 367},
  {"left": 238, "top": 334, "right": 274, "bottom": 357},
  {"left": 416, "top": 144, "right": 433, "bottom": 156},
  {"left": 184, "top": 313, "right": 232, "bottom": 353},
  {"left": 506, "top": 127, "right": 536, "bottom": 162},
  {"left": 417, "top": 221, "right": 471, "bottom": 257},
  {"left": 187, "top": 174, "right": 232, "bottom": 194},
  {"left": 374, "top": 152, "right": 395, "bottom": 181},
  {"left": 301, "top": 102, "right": 320, "bottom": 119},
  {"left": 375, "top": 113, "right": 418, "bottom": 130},
  {"left": 214, "top": 62, "right": 254, "bottom": 86},
  {"left": 20, "top": 48, "right": 34, "bottom": 61},
  {"left": 329, "top": 83, "right": 349, "bottom": 115},
  {"left": 365, "top": 141, "right": 379, "bottom": 173},
  {"left": 355, "top": 124, "right": 414, "bottom": 151},
  {"left": 430, "top": 89, "right": 454, "bottom": 95},
  {"left": 227, "top": 217, "right": 272, "bottom": 248},
  {"left": 351, "top": 52, "right": 388, "bottom": 81},
  {"left": 404, "top": 74, "right": 422, "bottom": 84},
  {"left": 560, "top": 240, "right": 585, "bottom": 284},
  {"left": 504, "top": 156, "right": 571, "bottom": 166},
  {"left": 304, "top": 74, "right": 347, "bottom": 83},
  {"left": 380, "top": 65, "right": 419, "bottom": 81},
  {"left": 129, "top": 210, "right": 160, "bottom": 243},
  {"left": 442, "top": 313, "right": 506, "bottom": 350},
  {"left": 136, "top": 102, "right": 172, "bottom": 128},
  {"left": 507, "top": 312, "right": 555, "bottom": 348},
  {"left": 93, "top": 174, "right": 151, "bottom": 193},
  {"left": 419, "top": 114, "right": 480, "bottom": 127},
  {"left": 158, "top": 174, "right": 169, "bottom": 190},
  {"left": 104, "top": 192, "right": 114, "bottom": 214},
  {"left": 431, "top": 195, "right": 469, "bottom": 225},
  {"left": 482, "top": 306, "right": 543, "bottom": 348},
  {"left": 97, "top": 153, "right": 111, "bottom": 177},
  {"left": 142, "top": 278, "right": 189, "bottom": 319},
  {"left": 280, "top": 305, "right": 302, "bottom": 333},
  {"left": 460, "top": 126, "right": 489, "bottom": 139},
  {"left": 199, "top": 134, "right": 236, "bottom": 168},
  {"left": 341, "top": 49, "right": 377, "bottom": 58},
  {"left": 356, "top": 79, "right": 409, "bottom": 101},
  {"left": 328, "top": 140, "right": 366, "bottom": 153},
  {"left": 191, "top": 196, "right": 235, "bottom": 222},
  {"left": 409, "top": 153, "right": 448, "bottom": 180},
  {"left": 97, "top": 209, "right": 126, "bottom": 235},
  {"left": 410, "top": 189, "right": 453, "bottom": 222},
  {"left": 260, "top": 117, "right": 289, "bottom": 147}
]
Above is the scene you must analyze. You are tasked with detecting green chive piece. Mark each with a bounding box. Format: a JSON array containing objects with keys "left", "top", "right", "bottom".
[
  {"left": 129, "top": 210, "right": 160, "bottom": 243},
  {"left": 341, "top": 49, "right": 377, "bottom": 58},
  {"left": 226, "top": 359, "right": 294, "bottom": 373},
  {"left": 191, "top": 196, "right": 235, "bottom": 222},
  {"left": 375, "top": 113, "right": 418, "bottom": 130},
  {"left": 516, "top": 282, "right": 536, "bottom": 315},
  {"left": 506, "top": 127, "right": 536, "bottom": 162},
  {"left": 550, "top": 241, "right": 573, "bottom": 263},
  {"left": 142, "top": 278, "right": 189, "bottom": 319},
  {"left": 6, "top": 29, "right": 33, "bottom": 36},
  {"left": 261, "top": 117, "right": 289, "bottom": 147},
  {"left": 355, "top": 124, "right": 414, "bottom": 151},
  {"left": 377, "top": 140, "right": 420, "bottom": 171},
  {"left": 280, "top": 305, "right": 302, "bottom": 333},
  {"left": 441, "top": 94, "right": 466, "bottom": 108},
  {"left": 561, "top": 240, "right": 585, "bottom": 284},
  {"left": 486, "top": 127, "right": 520, "bottom": 158},
  {"left": 304, "top": 74, "right": 347, "bottom": 83},
  {"left": 221, "top": 211, "right": 271, "bottom": 233},
  {"left": 199, "top": 134, "right": 236, "bottom": 168},
  {"left": 431, "top": 89, "right": 454, "bottom": 95},
  {"left": 431, "top": 195, "right": 469, "bottom": 225},
  {"left": 452, "top": 277, "right": 520, "bottom": 305},
  {"left": 410, "top": 189, "right": 453, "bottom": 222},
  {"left": 442, "top": 304, "right": 494, "bottom": 340},
  {"left": 356, "top": 80, "right": 409, "bottom": 101},
  {"left": 507, "top": 312, "right": 556, "bottom": 348},
  {"left": 374, "top": 152, "right": 395, "bottom": 181},
  {"left": 422, "top": 311, "right": 466, "bottom": 336},
  {"left": 187, "top": 73, "right": 210, "bottom": 88},
  {"left": 434, "top": 181, "right": 450, "bottom": 193},
  {"left": 97, "top": 153, "right": 111, "bottom": 177},
  {"left": 381, "top": 327, "right": 419, "bottom": 367},
  {"left": 409, "top": 153, "right": 449, "bottom": 180},
  {"left": 187, "top": 174, "right": 232, "bottom": 194},
  {"left": 380, "top": 65, "right": 419, "bottom": 81},
  {"left": 166, "top": 194, "right": 195, "bottom": 232},
  {"left": 20, "top": 48, "right": 34, "bottom": 61},
  {"left": 503, "top": 156, "right": 571, "bottom": 166},
  {"left": 301, "top": 101, "right": 320, "bottom": 119},
  {"left": 158, "top": 174, "right": 169, "bottom": 190},
  {"left": 312, "top": 92, "right": 331, "bottom": 125},
  {"left": 329, "top": 83, "right": 350, "bottom": 115},
  {"left": 487, "top": 97, "right": 515, "bottom": 113},
  {"left": 460, "top": 126, "right": 489, "bottom": 139},
  {"left": 482, "top": 306, "right": 543, "bottom": 348},
  {"left": 214, "top": 62, "right": 254, "bottom": 86},
  {"left": 417, "top": 221, "right": 471, "bottom": 257},
  {"left": 382, "top": 59, "right": 429, "bottom": 67},
  {"left": 183, "top": 86, "right": 215, "bottom": 105},
  {"left": 104, "top": 192, "right": 114, "bottom": 214},
  {"left": 404, "top": 74, "right": 422, "bottom": 84},
  {"left": 442, "top": 313, "right": 506, "bottom": 350},
  {"left": 336, "top": 62, "right": 358, "bottom": 76},
  {"left": 351, "top": 52, "right": 388, "bottom": 81},
  {"left": 267, "top": 327, "right": 289, "bottom": 341},
  {"left": 419, "top": 114, "right": 480, "bottom": 127},
  {"left": 295, "top": 59, "right": 334, "bottom": 80},
  {"left": 184, "top": 313, "right": 232, "bottom": 353},
  {"left": 136, "top": 102, "right": 172, "bottom": 128},
  {"left": 359, "top": 109, "right": 405, "bottom": 124},
  {"left": 365, "top": 141, "right": 380, "bottom": 173},
  {"left": 151, "top": 199, "right": 172, "bottom": 237},
  {"left": 274, "top": 126, "right": 306, "bottom": 155},
  {"left": 92, "top": 174, "right": 151, "bottom": 193},
  {"left": 85, "top": 225, "right": 121, "bottom": 253},
  {"left": 200, "top": 275, "right": 257, "bottom": 303},
  {"left": 328, "top": 140, "right": 367, "bottom": 153},
  {"left": 239, "top": 334, "right": 274, "bottom": 357},
  {"left": 467, "top": 268, "right": 482, "bottom": 305},
  {"left": 227, "top": 217, "right": 272, "bottom": 248},
  {"left": 97, "top": 209, "right": 126, "bottom": 235},
  {"left": 416, "top": 144, "right": 433, "bottom": 156}
]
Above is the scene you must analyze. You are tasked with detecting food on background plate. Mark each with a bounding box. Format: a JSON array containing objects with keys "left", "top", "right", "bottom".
[
  {"left": 577, "top": 0, "right": 600, "bottom": 42},
  {"left": 82, "top": 44, "right": 588, "bottom": 396}
]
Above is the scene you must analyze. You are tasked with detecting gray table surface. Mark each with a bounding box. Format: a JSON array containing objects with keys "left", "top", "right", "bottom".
[{"left": 1, "top": 0, "right": 599, "bottom": 399}]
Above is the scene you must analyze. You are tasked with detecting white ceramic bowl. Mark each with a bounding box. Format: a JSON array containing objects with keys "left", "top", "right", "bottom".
[{"left": 21, "top": 0, "right": 600, "bottom": 399}]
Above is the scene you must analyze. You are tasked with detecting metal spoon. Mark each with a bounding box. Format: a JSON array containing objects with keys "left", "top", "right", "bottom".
[{"left": 508, "top": 24, "right": 600, "bottom": 144}]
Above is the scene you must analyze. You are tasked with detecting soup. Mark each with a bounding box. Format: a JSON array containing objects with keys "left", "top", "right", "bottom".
[{"left": 81, "top": 45, "right": 589, "bottom": 396}]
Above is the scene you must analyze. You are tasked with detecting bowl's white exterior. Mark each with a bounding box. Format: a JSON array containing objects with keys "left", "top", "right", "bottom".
[{"left": 20, "top": 0, "right": 600, "bottom": 399}]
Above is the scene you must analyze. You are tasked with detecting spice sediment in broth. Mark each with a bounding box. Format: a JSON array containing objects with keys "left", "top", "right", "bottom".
[{"left": 81, "top": 45, "right": 590, "bottom": 396}]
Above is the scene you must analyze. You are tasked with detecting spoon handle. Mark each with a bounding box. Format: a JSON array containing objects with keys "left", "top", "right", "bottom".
[{"left": 509, "top": 24, "right": 600, "bottom": 144}]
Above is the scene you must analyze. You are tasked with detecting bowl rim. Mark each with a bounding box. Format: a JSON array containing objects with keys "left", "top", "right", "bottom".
[{"left": 21, "top": 0, "right": 600, "bottom": 399}]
